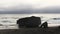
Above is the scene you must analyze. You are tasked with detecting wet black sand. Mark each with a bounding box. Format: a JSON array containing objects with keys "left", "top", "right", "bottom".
[{"left": 0, "top": 27, "right": 60, "bottom": 34}]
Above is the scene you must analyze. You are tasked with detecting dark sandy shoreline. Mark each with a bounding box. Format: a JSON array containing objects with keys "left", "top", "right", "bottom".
[{"left": 0, "top": 27, "right": 60, "bottom": 34}]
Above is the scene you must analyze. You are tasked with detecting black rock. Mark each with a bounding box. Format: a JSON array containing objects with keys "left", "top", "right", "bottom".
[
  {"left": 40, "top": 22, "right": 48, "bottom": 28},
  {"left": 17, "top": 16, "right": 41, "bottom": 28}
]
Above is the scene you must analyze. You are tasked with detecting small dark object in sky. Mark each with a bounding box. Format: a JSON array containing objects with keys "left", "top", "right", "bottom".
[{"left": 17, "top": 16, "right": 41, "bottom": 28}]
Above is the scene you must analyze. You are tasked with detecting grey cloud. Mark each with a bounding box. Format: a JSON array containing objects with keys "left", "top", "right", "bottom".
[{"left": 0, "top": 6, "right": 60, "bottom": 14}]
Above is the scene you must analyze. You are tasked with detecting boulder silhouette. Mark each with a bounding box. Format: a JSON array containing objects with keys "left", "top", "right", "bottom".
[
  {"left": 40, "top": 22, "right": 48, "bottom": 28},
  {"left": 17, "top": 16, "right": 41, "bottom": 28}
]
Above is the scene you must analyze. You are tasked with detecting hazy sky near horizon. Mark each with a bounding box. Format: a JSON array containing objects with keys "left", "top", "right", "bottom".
[
  {"left": 0, "top": 0, "right": 60, "bottom": 16},
  {"left": 0, "top": 0, "right": 60, "bottom": 11}
]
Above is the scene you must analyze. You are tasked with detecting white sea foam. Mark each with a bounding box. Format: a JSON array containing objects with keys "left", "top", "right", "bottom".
[{"left": 0, "top": 14, "right": 60, "bottom": 29}]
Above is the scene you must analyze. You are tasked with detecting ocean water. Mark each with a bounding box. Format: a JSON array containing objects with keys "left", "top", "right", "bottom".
[{"left": 0, "top": 14, "right": 60, "bottom": 29}]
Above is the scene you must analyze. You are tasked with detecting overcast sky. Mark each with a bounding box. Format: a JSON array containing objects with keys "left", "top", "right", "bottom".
[{"left": 0, "top": 0, "right": 60, "bottom": 13}]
